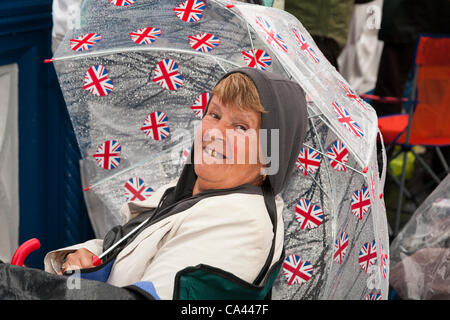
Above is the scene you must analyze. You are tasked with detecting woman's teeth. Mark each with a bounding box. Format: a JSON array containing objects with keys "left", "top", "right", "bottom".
[{"left": 205, "top": 146, "right": 225, "bottom": 159}]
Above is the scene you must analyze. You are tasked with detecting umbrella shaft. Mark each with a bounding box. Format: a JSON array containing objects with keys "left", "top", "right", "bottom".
[{"left": 98, "top": 217, "right": 150, "bottom": 260}]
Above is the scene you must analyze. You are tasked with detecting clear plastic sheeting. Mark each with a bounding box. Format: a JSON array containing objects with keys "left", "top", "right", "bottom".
[
  {"left": 0, "top": 64, "right": 19, "bottom": 262},
  {"left": 389, "top": 174, "right": 450, "bottom": 300},
  {"left": 51, "top": 0, "right": 389, "bottom": 299}
]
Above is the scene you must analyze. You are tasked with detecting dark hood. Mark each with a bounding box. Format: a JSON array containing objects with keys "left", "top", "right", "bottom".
[{"left": 173, "top": 67, "right": 308, "bottom": 199}]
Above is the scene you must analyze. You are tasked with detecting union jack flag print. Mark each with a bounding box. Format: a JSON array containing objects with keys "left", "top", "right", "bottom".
[
  {"left": 295, "top": 198, "right": 324, "bottom": 230},
  {"left": 292, "top": 27, "right": 320, "bottom": 63},
  {"left": 365, "top": 292, "right": 382, "bottom": 300},
  {"left": 296, "top": 147, "right": 321, "bottom": 176},
  {"left": 255, "top": 16, "right": 288, "bottom": 53},
  {"left": 282, "top": 254, "right": 314, "bottom": 285},
  {"left": 332, "top": 101, "right": 364, "bottom": 138},
  {"left": 359, "top": 240, "right": 377, "bottom": 273},
  {"left": 83, "top": 65, "right": 114, "bottom": 97},
  {"left": 241, "top": 49, "right": 272, "bottom": 70},
  {"left": 70, "top": 33, "right": 102, "bottom": 52},
  {"left": 129, "top": 27, "right": 161, "bottom": 45},
  {"left": 109, "top": 0, "right": 135, "bottom": 6},
  {"left": 92, "top": 140, "right": 121, "bottom": 170},
  {"left": 152, "top": 59, "right": 184, "bottom": 91},
  {"left": 188, "top": 33, "right": 220, "bottom": 53},
  {"left": 173, "top": 0, "right": 206, "bottom": 23},
  {"left": 190, "top": 92, "right": 211, "bottom": 119},
  {"left": 351, "top": 187, "right": 371, "bottom": 220},
  {"left": 124, "top": 177, "right": 154, "bottom": 202},
  {"left": 140, "top": 111, "right": 170, "bottom": 141},
  {"left": 326, "top": 139, "right": 349, "bottom": 171},
  {"left": 333, "top": 232, "right": 349, "bottom": 264},
  {"left": 339, "top": 80, "right": 367, "bottom": 111}
]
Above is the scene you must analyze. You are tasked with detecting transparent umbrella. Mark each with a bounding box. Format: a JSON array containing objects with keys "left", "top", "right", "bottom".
[{"left": 48, "top": 0, "right": 390, "bottom": 300}]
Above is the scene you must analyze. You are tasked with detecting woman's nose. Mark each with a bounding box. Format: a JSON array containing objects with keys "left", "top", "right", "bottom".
[
  {"left": 203, "top": 125, "right": 225, "bottom": 143},
  {"left": 208, "top": 118, "right": 230, "bottom": 136},
  {"left": 217, "top": 118, "right": 231, "bottom": 132}
]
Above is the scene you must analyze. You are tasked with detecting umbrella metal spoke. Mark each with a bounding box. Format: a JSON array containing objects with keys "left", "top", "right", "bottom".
[
  {"left": 303, "top": 143, "right": 366, "bottom": 176},
  {"left": 85, "top": 141, "right": 192, "bottom": 191},
  {"left": 307, "top": 112, "right": 324, "bottom": 119},
  {"left": 314, "top": 112, "right": 366, "bottom": 170},
  {"left": 244, "top": 20, "right": 292, "bottom": 79},
  {"left": 246, "top": 22, "right": 256, "bottom": 53},
  {"left": 51, "top": 46, "right": 242, "bottom": 68},
  {"left": 308, "top": 118, "right": 334, "bottom": 196},
  {"left": 305, "top": 105, "right": 365, "bottom": 175},
  {"left": 305, "top": 103, "right": 367, "bottom": 169},
  {"left": 211, "top": 55, "right": 227, "bottom": 73},
  {"left": 295, "top": 162, "right": 332, "bottom": 200},
  {"left": 308, "top": 116, "right": 337, "bottom": 242}
]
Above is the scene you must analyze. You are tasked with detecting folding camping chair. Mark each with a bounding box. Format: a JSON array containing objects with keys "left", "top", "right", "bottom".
[{"left": 363, "top": 34, "right": 450, "bottom": 236}]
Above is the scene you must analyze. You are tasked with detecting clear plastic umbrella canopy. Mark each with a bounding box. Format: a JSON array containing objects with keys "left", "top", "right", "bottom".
[{"left": 51, "top": 0, "right": 389, "bottom": 299}]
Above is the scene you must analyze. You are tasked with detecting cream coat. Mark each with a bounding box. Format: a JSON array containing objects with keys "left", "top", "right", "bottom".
[{"left": 44, "top": 182, "right": 285, "bottom": 299}]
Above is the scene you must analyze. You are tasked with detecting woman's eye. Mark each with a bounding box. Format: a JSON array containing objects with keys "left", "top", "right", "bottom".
[
  {"left": 210, "top": 112, "right": 220, "bottom": 119},
  {"left": 236, "top": 124, "right": 247, "bottom": 131}
]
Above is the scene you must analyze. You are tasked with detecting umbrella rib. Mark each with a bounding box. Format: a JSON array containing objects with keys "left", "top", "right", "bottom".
[
  {"left": 308, "top": 117, "right": 336, "bottom": 197},
  {"left": 308, "top": 119, "right": 332, "bottom": 176},
  {"left": 246, "top": 21, "right": 256, "bottom": 52},
  {"left": 308, "top": 112, "right": 324, "bottom": 119},
  {"left": 211, "top": 55, "right": 227, "bottom": 73},
  {"left": 242, "top": 12, "right": 294, "bottom": 80},
  {"left": 310, "top": 109, "right": 366, "bottom": 169},
  {"left": 295, "top": 162, "right": 331, "bottom": 200},
  {"left": 309, "top": 115, "right": 337, "bottom": 225},
  {"left": 303, "top": 143, "right": 365, "bottom": 176},
  {"left": 86, "top": 141, "right": 192, "bottom": 191},
  {"left": 51, "top": 46, "right": 242, "bottom": 68},
  {"left": 308, "top": 116, "right": 338, "bottom": 283}
]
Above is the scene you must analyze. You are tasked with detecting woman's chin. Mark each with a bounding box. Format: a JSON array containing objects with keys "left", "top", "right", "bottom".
[{"left": 195, "top": 163, "right": 225, "bottom": 180}]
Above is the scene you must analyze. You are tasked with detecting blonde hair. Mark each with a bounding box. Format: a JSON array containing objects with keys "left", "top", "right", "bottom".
[{"left": 212, "top": 72, "right": 267, "bottom": 113}]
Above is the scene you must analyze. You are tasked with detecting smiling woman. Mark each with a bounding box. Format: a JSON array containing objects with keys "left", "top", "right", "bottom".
[
  {"left": 193, "top": 73, "right": 268, "bottom": 195},
  {"left": 0, "top": 67, "right": 308, "bottom": 300}
]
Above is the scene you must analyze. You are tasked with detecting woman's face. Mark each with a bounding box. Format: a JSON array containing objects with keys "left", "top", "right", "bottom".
[{"left": 193, "top": 95, "right": 264, "bottom": 193}]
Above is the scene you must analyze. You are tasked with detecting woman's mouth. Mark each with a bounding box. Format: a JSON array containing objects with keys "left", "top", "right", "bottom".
[{"left": 203, "top": 145, "right": 227, "bottom": 160}]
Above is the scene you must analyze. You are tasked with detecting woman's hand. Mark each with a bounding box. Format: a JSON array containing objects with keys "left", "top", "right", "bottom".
[{"left": 59, "top": 248, "right": 97, "bottom": 275}]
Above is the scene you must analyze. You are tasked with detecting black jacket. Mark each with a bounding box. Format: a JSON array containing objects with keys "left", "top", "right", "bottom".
[{"left": 379, "top": 0, "right": 450, "bottom": 43}]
